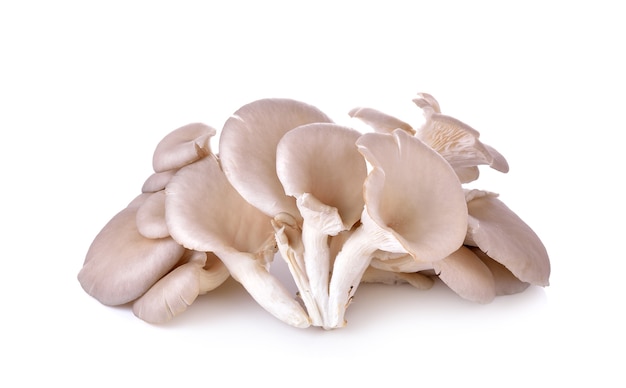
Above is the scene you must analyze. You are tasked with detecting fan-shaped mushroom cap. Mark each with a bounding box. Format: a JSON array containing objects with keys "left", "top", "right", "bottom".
[
  {"left": 218, "top": 98, "right": 333, "bottom": 219},
  {"left": 465, "top": 189, "right": 550, "bottom": 286},
  {"left": 78, "top": 204, "right": 185, "bottom": 306},
  {"left": 433, "top": 246, "right": 496, "bottom": 303},
  {"left": 165, "top": 155, "right": 274, "bottom": 253},
  {"left": 412, "top": 94, "right": 509, "bottom": 179},
  {"left": 132, "top": 250, "right": 230, "bottom": 323},
  {"left": 356, "top": 129, "right": 468, "bottom": 262},
  {"left": 165, "top": 155, "right": 309, "bottom": 328},
  {"left": 141, "top": 170, "right": 178, "bottom": 193},
  {"left": 348, "top": 106, "right": 416, "bottom": 135},
  {"left": 470, "top": 247, "right": 530, "bottom": 295},
  {"left": 152, "top": 123, "right": 216, "bottom": 173},
  {"left": 412, "top": 92, "right": 441, "bottom": 114},
  {"left": 276, "top": 123, "right": 367, "bottom": 231},
  {"left": 136, "top": 190, "right": 169, "bottom": 239}
]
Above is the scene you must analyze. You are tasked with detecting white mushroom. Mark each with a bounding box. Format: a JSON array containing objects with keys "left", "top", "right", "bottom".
[
  {"left": 327, "top": 129, "right": 468, "bottom": 328},
  {"left": 165, "top": 155, "right": 310, "bottom": 328},
  {"left": 78, "top": 194, "right": 186, "bottom": 306},
  {"left": 152, "top": 123, "right": 216, "bottom": 173},
  {"left": 218, "top": 98, "right": 334, "bottom": 325},
  {"left": 78, "top": 94, "right": 551, "bottom": 329},
  {"left": 135, "top": 190, "right": 169, "bottom": 239},
  {"left": 276, "top": 123, "right": 367, "bottom": 327},
  {"left": 141, "top": 170, "right": 178, "bottom": 193},
  {"left": 348, "top": 106, "right": 416, "bottom": 135},
  {"left": 219, "top": 98, "right": 333, "bottom": 219},
  {"left": 464, "top": 189, "right": 551, "bottom": 286},
  {"left": 470, "top": 247, "right": 530, "bottom": 295},
  {"left": 132, "top": 250, "right": 230, "bottom": 323},
  {"left": 349, "top": 93, "right": 509, "bottom": 183},
  {"left": 369, "top": 244, "right": 496, "bottom": 302},
  {"left": 413, "top": 93, "right": 509, "bottom": 181},
  {"left": 432, "top": 246, "right": 496, "bottom": 303}
]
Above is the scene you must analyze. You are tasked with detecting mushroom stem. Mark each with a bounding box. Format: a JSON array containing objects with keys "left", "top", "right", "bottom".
[
  {"left": 214, "top": 246, "right": 311, "bottom": 328},
  {"left": 301, "top": 220, "right": 331, "bottom": 327},
  {"left": 297, "top": 193, "right": 347, "bottom": 328},
  {"left": 327, "top": 211, "right": 405, "bottom": 329},
  {"left": 327, "top": 226, "right": 378, "bottom": 329},
  {"left": 272, "top": 214, "right": 323, "bottom": 326}
]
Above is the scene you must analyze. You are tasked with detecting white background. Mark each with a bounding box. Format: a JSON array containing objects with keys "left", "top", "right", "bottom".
[{"left": 1, "top": 1, "right": 624, "bottom": 386}]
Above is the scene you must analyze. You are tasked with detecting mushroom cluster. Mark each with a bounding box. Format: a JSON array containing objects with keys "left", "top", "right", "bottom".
[{"left": 78, "top": 93, "right": 550, "bottom": 329}]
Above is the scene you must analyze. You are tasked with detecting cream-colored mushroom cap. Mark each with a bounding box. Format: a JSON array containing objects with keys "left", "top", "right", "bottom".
[
  {"left": 135, "top": 190, "right": 169, "bottom": 239},
  {"left": 433, "top": 246, "right": 496, "bottom": 303},
  {"left": 413, "top": 93, "right": 509, "bottom": 178},
  {"left": 348, "top": 106, "right": 416, "bottom": 135},
  {"left": 465, "top": 190, "right": 551, "bottom": 286},
  {"left": 141, "top": 170, "right": 177, "bottom": 193},
  {"left": 165, "top": 155, "right": 273, "bottom": 252},
  {"left": 78, "top": 199, "right": 185, "bottom": 306},
  {"left": 470, "top": 247, "right": 530, "bottom": 295},
  {"left": 165, "top": 155, "right": 310, "bottom": 328},
  {"left": 152, "top": 123, "right": 216, "bottom": 173},
  {"left": 276, "top": 123, "right": 366, "bottom": 230},
  {"left": 132, "top": 250, "right": 230, "bottom": 323},
  {"left": 219, "top": 98, "right": 333, "bottom": 219},
  {"left": 357, "top": 129, "right": 468, "bottom": 262}
]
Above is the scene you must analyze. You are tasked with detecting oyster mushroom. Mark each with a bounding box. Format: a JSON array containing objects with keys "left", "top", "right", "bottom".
[
  {"left": 219, "top": 98, "right": 333, "bottom": 219},
  {"left": 135, "top": 190, "right": 169, "bottom": 239},
  {"left": 327, "top": 129, "right": 468, "bottom": 328},
  {"left": 218, "top": 98, "right": 333, "bottom": 325},
  {"left": 469, "top": 247, "right": 530, "bottom": 295},
  {"left": 141, "top": 170, "right": 178, "bottom": 193},
  {"left": 412, "top": 93, "right": 509, "bottom": 182},
  {"left": 165, "top": 155, "right": 310, "bottom": 328},
  {"left": 78, "top": 194, "right": 186, "bottom": 306},
  {"left": 464, "top": 189, "right": 551, "bottom": 287},
  {"left": 132, "top": 250, "right": 230, "bottom": 323},
  {"left": 348, "top": 106, "right": 416, "bottom": 135},
  {"left": 349, "top": 93, "right": 508, "bottom": 183},
  {"left": 432, "top": 246, "right": 495, "bottom": 303},
  {"left": 152, "top": 122, "right": 215, "bottom": 173},
  {"left": 276, "top": 123, "right": 367, "bottom": 326}
]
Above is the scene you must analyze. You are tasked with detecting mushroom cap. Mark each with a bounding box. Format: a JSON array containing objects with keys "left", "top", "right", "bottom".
[
  {"left": 152, "top": 123, "right": 216, "bottom": 173},
  {"left": 276, "top": 123, "right": 366, "bottom": 230},
  {"left": 132, "top": 250, "right": 229, "bottom": 323},
  {"left": 141, "top": 170, "right": 178, "bottom": 193},
  {"left": 135, "top": 190, "right": 169, "bottom": 239},
  {"left": 348, "top": 106, "right": 416, "bottom": 135},
  {"left": 78, "top": 204, "right": 185, "bottom": 306},
  {"left": 412, "top": 96, "right": 509, "bottom": 178},
  {"left": 465, "top": 189, "right": 551, "bottom": 286},
  {"left": 412, "top": 92, "right": 441, "bottom": 114},
  {"left": 218, "top": 98, "right": 333, "bottom": 219},
  {"left": 165, "top": 155, "right": 275, "bottom": 254},
  {"left": 433, "top": 246, "right": 496, "bottom": 303},
  {"left": 417, "top": 114, "right": 509, "bottom": 173},
  {"left": 470, "top": 247, "right": 530, "bottom": 295},
  {"left": 356, "top": 129, "right": 468, "bottom": 263}
]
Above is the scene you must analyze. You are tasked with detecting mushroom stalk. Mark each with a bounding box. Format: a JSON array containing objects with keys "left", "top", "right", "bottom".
[
  {"left": 272, "top": 213, "right": 323, "bottom": 326},
  {"left": 301, "top": 220, "right": 330, "bottom": 325},
  {"left": 297, "top": 193, "right": 347, "bottom": 327},
  {"left": 214, "top": 246, "right": 311, "bottom": 328},
  {"left": 327, "top": 211, "right": 406, "bottom": 329}
]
